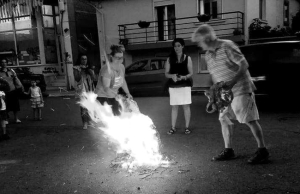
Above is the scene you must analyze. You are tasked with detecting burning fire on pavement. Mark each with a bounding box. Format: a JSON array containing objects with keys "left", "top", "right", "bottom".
[{"left": 80, "top": 92, "right": 170, "bottom": 172}]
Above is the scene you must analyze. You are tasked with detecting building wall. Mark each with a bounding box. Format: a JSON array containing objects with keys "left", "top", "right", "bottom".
[
  {"left": 246, "top": 0, "right": 300, "bottom": 33},
  {"left": 96, "top": 0, "right": 246, "bottom": 88},
  {"left": 290, "top": 0, "right": 300, "bottom": 26}
]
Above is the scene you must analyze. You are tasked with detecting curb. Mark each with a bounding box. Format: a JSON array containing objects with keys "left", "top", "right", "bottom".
[{"left": 48, "top": 93, "right": 75, "bottom": 98}]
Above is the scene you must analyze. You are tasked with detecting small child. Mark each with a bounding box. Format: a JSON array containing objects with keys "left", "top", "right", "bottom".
[
  {"left": 0, "top": 91, "right": 9, "bottom": 140},
  {"left": 24, "top": 80, "right": 44, "bottom": 121}
]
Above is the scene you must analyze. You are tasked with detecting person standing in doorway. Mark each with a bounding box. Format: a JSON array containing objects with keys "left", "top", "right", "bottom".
[
  {"left": 73, "top": 54, "right": 96, "bottom": 129},
  {"left": 165, "top": 38, "right": 193, "bottom": 135},
  {"left": 191, "top": 24, "right": 269, "bottom": 164}
]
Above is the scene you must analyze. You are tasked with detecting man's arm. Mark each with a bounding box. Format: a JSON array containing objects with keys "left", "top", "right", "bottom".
[
  {"left": 224, "top": 42, "right": 248, "bottom": 89},
  {"left": 225, "top": 59, "right": 248, "bottom": 89}
]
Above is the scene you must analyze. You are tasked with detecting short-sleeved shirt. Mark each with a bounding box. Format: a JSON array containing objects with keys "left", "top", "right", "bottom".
[
  {"left": 0, "top": 69, "right": 16, "bottom": 92},
  {"left": 205, "top": 39, "right": 256, "bottom": 97},
  {"left": 95, "top": 64, "right": 125, "bottom": 98}
]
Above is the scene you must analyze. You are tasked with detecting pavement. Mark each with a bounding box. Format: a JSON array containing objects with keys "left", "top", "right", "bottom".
[
  {"left": 46, "top": 89, "right": 76, "bottom": 98},
  {"left": 0, "top": 94, "right": 300, "bottom": 194}
]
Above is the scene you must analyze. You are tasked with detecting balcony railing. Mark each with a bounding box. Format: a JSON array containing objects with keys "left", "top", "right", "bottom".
[{"left": 119, "top": 11, "right": 244, "bottom": 45}]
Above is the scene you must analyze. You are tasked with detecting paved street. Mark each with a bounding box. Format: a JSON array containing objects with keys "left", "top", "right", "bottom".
[{"left": 0, "top": 94, "right": 300, "bottom": 194}]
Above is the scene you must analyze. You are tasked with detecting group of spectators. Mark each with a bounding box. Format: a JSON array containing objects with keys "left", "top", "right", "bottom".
[
  {"left": 0, "top": 57, "right": 44, "bottom": 141},
  {"left": 0, "top": 24, "right": 269, "bottom": 165},
  {"left": 74, "top": 24, "right": 269, "bottom": 165},
  {"left": 0, "top": 58, "right": 23, "bottom": 141}
]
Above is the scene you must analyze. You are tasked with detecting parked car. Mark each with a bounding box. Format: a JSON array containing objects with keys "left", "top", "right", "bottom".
[
  {"left": 240, "top": 40, "right": 300, "bottom": 110},
  {"left": 125, "top": 57, "right": 167, "bottom": 96},
  {"left": 124, "top": 41, "right": 300, "bottom": 111}
]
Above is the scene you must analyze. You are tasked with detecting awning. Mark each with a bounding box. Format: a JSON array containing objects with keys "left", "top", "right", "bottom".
[{"left": 0, "top": 0, "right": 44, "bottom": 19}]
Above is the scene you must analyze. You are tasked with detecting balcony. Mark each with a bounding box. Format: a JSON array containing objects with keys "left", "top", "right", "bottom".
[{"left": 118, "top": 11, "right": 244, "bottom": 50}]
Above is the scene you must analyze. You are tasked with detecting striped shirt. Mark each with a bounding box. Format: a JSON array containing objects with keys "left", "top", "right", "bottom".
[{"left": 205, "top": 39, "right": 256, "bottom": 97}]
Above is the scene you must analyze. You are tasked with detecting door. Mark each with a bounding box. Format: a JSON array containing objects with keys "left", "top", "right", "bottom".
[{"left": 156, "top": 4, "right": 175, "bottom": 41}]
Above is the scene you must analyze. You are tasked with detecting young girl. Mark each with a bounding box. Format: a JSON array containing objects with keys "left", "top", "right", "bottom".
[
  {"left": 24, "top": 80, "right": 44, "bottom": 121},
  {"left": 0, "top": 91, "right": 9, "bottom": 140}
]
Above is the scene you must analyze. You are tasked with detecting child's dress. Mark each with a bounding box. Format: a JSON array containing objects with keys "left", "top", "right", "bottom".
[
  {"left": 30, "top": 87, "right": 44, "bottom": 108},
  {"left": 0, "top": 91, "right": 7, "bottom": 120}
]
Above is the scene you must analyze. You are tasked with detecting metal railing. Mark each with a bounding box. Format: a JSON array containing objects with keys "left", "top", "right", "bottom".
[{"left": 118, "top": 11, "right": 244, "bottom": 45}]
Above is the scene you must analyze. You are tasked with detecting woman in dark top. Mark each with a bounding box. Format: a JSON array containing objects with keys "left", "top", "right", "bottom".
[
  {"left": 165, "top": 38, "right": 193, "bottom": 135},
  {"left": 0, "top": 58, "right": 23, "bottom": 124},
  {"left": 73, "top": 54, "right": 96, "bottom": 129}
]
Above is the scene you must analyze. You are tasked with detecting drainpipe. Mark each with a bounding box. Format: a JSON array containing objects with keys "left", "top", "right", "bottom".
[{"left": 58, "top": 0, "right": 71, "bottom": 90}]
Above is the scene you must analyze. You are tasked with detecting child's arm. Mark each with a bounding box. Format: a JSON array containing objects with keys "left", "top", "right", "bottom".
[
  {"left": 39, "top": 87, "right": 43, "bottom": 102},
  {"left": 23, "top": 87, "right": 31, "bottom": 96}
]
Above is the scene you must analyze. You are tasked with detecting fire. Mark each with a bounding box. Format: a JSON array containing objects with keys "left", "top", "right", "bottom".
[{"left": 80, "top": 92, "right": 169, "bottom": 169}]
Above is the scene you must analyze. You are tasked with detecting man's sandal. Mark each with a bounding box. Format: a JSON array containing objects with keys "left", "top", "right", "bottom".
[
  {"left": 184, "top": 128, "right": 191, "bottom": 134},
  {"left": 167, "top": 127, "right": 176, "bottom": 135}
]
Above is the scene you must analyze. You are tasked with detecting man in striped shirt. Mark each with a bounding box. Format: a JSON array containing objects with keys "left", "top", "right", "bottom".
[{"left": 191, "top": 24, "right": 269, "bottom": 164}]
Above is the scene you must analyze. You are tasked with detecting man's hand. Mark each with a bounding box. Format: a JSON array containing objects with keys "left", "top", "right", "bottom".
[{"left": 126, "top": 93, "right": 133, "bottom": 100}]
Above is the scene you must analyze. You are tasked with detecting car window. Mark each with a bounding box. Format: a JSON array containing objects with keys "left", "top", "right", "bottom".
[
  {"left": 150, "top": 59, "right": 166, "bottom": 70},
  {"left": 126, "top": 60, "right": 149, "bottom": 73}
]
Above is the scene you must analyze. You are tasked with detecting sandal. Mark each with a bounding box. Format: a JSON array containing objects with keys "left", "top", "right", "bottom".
[
  {"left": 184, "top": 128, "right": 191, "bottom": 134},
  {"left": 167, "top": 127, "right": 176, "bottom": 135}
]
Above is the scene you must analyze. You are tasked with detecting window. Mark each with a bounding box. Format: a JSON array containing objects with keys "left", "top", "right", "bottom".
[
  {"left": 198, "top": 53, "right": 208, "bottom": 73},
  {"left": 198, "top": 0, "right": 222, "bottom": 19},
  {"left": 0, "top": 3, "right": 59, "bottom": 66},
  {"left": 0, "top": 6, "right": 40, "bottom": 66},
  {"left": 259, "top": 0, "right": 266, "bottom": 20},
  {"left": 283, "top": 0, "right": 289, "bottom": 26},
  {"left": 43, "top": 5, "right": 59, "bottom": 64},
  {"left": 126, "top": 60, "right": 149, "bottom": 73},
  {"left": 150, "top": 59, "right": 166, "bottom": 70},
  {"left": 155, "top": 4, "right": 175, "bottom": 41}
]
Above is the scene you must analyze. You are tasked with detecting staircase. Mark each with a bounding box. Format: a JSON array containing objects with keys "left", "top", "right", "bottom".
[{"left": 47, "top": 75, "right": 67, "bottom": 92}]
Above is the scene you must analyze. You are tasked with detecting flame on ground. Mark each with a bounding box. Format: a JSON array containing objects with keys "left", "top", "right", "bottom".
[{"left": 79, "top": 92, "right": 169, "bottom": 169}]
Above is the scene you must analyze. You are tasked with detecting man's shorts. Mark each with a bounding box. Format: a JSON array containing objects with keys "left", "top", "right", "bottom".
[{"left": 219, "top": 93, "right": 259, "bottom": 125}]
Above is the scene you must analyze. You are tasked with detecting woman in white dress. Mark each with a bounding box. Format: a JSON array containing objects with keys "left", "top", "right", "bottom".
[{"left": 165, "top": 38, "right": 193, "bottom": 135}]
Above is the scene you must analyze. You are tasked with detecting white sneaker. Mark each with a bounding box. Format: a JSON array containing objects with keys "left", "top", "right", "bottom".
[
  {"left": 83, "top": 123, "right": 88, "bottom": 130},
  {"left": 15, "top": 119, "right": 21, "bottom": 124}
]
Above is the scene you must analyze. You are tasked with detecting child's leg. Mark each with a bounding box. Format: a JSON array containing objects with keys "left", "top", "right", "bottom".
[
  {"left": 1, "top": 120, "right": 6, "bottom": 134},
  {"left": 33, "top": 108, "right": 37, "bottom": 120},
  {"left": 38, "top": 108, "right": 42, "bottom": 120},
  {"left": 1, "top": 119, "right": 9, "bottom": 139}
]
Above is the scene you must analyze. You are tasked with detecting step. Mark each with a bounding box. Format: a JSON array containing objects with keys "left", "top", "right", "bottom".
[
  {"left": 47, "top": 86, "right": 67, "bottom": 91},
  {"left": 53, "top": 76, "right": 66, "bottom": 81},
  {"left": 50, "top": 82, "right": 67, "bottom": 87}
]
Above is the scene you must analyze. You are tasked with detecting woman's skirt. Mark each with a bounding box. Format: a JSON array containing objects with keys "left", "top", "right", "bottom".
[
  {"left": 169, "top": 87, "right": 192, "bottom": 105},
  {"left": 5, "top": 90, "right": 20, "bottom": 112}
]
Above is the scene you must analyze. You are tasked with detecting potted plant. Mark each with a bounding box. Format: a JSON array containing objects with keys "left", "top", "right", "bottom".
[
  {"left": 138, "top": 20, "right": 150, "bottom": 28},
  {"left": 197, "top": 14, "right": 211, "bottom": 22},
  {"left": 119, "top": 38, "right": 129, "bottom": 46}
]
